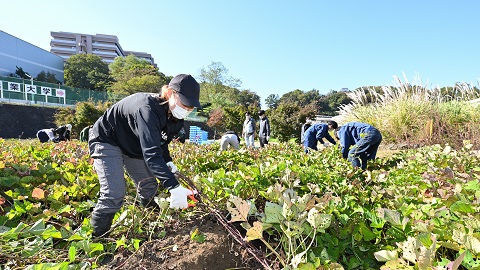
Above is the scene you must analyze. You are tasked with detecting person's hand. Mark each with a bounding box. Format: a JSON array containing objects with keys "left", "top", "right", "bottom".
[
  {"left": 166, "top": 161, "right": 177, "bottom": 173},
  {"left": 169, "top": 185, "right": 195, "bottom": 209},
  {"left": 266, "top": 136, "right": 270, "bottom": 141},
  {"left": 323, "top": 142, "right": 329, "bottom": 148}
]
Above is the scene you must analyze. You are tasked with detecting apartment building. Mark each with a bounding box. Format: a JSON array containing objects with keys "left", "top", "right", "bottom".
[{"left": 50, "top": 31, "right": 157, "bottom": 67}]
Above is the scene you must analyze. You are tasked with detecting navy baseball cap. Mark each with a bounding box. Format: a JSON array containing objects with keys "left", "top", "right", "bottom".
[{"left": 168, "top": 74, "right": 201, "bottom": 108}]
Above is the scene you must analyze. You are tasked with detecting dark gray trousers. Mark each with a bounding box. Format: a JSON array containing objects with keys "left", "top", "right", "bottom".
[{"left": 90, "top": 141, "right": 159, "bottom": 214}]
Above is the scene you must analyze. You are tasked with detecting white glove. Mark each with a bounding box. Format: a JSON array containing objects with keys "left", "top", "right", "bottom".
[
  {"left": 266, "top": 136, "right": 270, "bottom": 141},
  {"left": 166, "top": 161, "right": 177, "bottom": 173},
  {"left": 169, "top": 185, "right": 194, "bottom": 209},
  {"left": 323, "top": 142, "right": 329, "bottom": 147}
]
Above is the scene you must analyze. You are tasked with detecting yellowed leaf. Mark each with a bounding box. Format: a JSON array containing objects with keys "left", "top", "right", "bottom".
[
  {"left": 227, "top": 196, "right": 251, "bottom": 222},
  {"left": 32, "top": 188, "right": 45, "bottom": 200},
  {"left": 305, "top": 196, "right": 317, "bottom": 211},
  {"left": 246, "top": 221, "right": 263, "bottom": 241}
]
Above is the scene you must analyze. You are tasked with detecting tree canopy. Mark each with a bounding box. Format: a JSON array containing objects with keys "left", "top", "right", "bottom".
[
  {"left": 200, "top": 62, "right": 261, "bottom": 134},
  {"left": 317, "top": 90, "right": 352, "bottom": 116},
  {"left": 58, "top": 57, "right": 360, "bottom": 142},
  {"left": 108, "top": 55, "right": 169, "bottom": 95},
  {"left": 64, "top": 54, "right": 112, "bottom": 90},
  {"left": 265, "top": 94, "right": 279, "bottom": 109}
]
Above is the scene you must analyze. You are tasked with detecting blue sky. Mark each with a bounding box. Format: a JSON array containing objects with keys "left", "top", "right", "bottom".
[{"left": 2, "top": 1, "right": 479, "bottom": 106}]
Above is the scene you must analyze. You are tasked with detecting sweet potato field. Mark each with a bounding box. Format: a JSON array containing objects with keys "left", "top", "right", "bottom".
[{"left": 1, "top": 139, "right": 480, "bottom": 270}]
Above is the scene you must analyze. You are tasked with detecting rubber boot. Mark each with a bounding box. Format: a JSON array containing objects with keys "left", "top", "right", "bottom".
[
  {"left": 140, "top": 197, "right": 160, "bottom": 209},
  {"left": 91, "top": 212, "right": 115, "bottom": 237}
]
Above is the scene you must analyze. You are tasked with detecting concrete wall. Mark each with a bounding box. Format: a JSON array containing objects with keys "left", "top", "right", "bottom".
[{"left": 0, "top": 103, "right": 58, "bottom": 139}]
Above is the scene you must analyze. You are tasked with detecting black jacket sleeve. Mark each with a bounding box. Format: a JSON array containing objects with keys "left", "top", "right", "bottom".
[{"left": 135, "top": 106, "right": 178, "bottom": 190}]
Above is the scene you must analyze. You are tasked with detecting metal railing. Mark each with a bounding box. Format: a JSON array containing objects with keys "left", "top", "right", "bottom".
[{"left": 0, "top": 75, "right": 119, "bottom": 107}]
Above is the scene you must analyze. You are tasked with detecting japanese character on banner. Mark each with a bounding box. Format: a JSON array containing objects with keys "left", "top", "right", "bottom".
[
  {"left": 56, "top": 89, "right": 66, "bottom": 98},
  {"left": 9, "top": 82, "right": 21, "bottom": 92},
  {"left": 25, "top": 84, "right": 36, "bottom": 93},
  {"left": 41, "top": 87, "right": 52, "bottom": 96}
]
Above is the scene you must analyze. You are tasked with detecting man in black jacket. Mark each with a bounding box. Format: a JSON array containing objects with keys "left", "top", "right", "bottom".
[
  {"left": 258, "top": 110, "right": 270, "bottom": 147},
  {"left": 88, "top": 74, "right": 201, "bottom": 237}
]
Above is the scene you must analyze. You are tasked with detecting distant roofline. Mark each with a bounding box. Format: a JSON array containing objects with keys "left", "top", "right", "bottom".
[
  {"left": 1, "top": 30, "right": 63, "bottom": 61},
  {"left": 51, "top": 31, "right": 119, "bottom": 39}
]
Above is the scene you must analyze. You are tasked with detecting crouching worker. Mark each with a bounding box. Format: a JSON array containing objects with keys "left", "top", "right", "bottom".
[
  {"left": 88, "top": 74, "right": 201, "bottom": 237},
  {"left": 220, "top": 130, "right": 241, "bottom": 151},
  {"left": 36, "top": 128, "right": 55, "bottom": 143},
  {"left": 336, "top": 122, "right": 382, "bottom": 170},
  {"left": 303, "top": 121, "right": 338, "bottom": 153},
  {"left": 53, "top": 124, "right": 72, "bottom": 142}
]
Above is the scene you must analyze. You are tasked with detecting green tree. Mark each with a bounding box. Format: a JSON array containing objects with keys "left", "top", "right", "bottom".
[
  {"left": 109, "top": 55, "right": 168, "bottom": 95},
  {"left": 197, "top": 62, "right": 262, "bottom": 131},
  {"left": 237, "top": 89, "right": 261, "bottom": 107},
  {"left": 64, "top": 54, "right": 112, "bottom": 90},
  {"left": 265, "top": 94, "right": 279, "bottom": 109},
  {"left": 54, "top": 100, "right": 111, "bottom": 138},
  {"left": 222, "top": 105, "right": 251, "bottom": 134},
  {"left": 269, "top": 103, "right": 316, "bottom": 142},
  {"left": 266, "top": 88, "right": 321, "bottom": 142},
  {"left": 278, "top": 89, "right": 321, "bottom": 107},
  {"left": 318, "top": 90, "right": 352, "bottom": 115},
  {"left": 198, "top": 62, "right": 242, "bottom": 106}
]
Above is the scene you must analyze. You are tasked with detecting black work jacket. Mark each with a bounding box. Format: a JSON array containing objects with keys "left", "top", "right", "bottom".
[
  {"left": 89, "top": 93, "right": 184, "bottom": 190},
  {"left": 54, "top": 126, "right": 70, "bottom": 141}
]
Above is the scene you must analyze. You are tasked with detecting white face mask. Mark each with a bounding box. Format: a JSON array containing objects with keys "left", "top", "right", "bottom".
[
  {"left": 171, "top": 105, "right": 191, "bottom": 119},
  {"left": 169, "top": 95, "right": 192, "bottom": 119}
]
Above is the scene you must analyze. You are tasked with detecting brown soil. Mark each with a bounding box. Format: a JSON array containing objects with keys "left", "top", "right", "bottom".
[{"left": 99, "top": 213, "right": 264, "bottom": 270}]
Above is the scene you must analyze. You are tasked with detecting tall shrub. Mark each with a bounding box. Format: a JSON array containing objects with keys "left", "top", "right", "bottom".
[
  {"left": 339, "top": 75, "right": 480, "bottom": 147},
  {"left": 54, "top": 100, "right": 110, "bottom": 138}
]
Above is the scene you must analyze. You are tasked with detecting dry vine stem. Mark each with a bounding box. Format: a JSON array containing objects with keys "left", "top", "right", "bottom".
[{"left": 175, "top": 172, "right": 273, "bottom": 270}]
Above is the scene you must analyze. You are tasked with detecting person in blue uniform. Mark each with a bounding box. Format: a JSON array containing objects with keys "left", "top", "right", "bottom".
[
  {"left": 336, "top": 122, "right": 382, "bottom": 170},
  {"left": 88, "top": 74, "right": 201, "bottom": 237},
  {"left": 303, "top": 121, "right": 338, "bottom": 153}
]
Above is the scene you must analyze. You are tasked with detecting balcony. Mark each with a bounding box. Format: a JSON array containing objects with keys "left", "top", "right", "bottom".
[
  {"left": 93, "top": 50, "right": 118, "bottom": 56},
  {"left": 92, "top": 42, "right": 117, "bottom": 49},
  {"left": 51, "top": 46, "right": 76, "bottom": 52},
  {"left": 50, "top": 39, "right": 75, "bottom": 45}
]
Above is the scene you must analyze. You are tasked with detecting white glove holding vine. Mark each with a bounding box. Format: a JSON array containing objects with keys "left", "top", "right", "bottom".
[{"left": 169, "top": 185, "right": 194, "bottom": 209}]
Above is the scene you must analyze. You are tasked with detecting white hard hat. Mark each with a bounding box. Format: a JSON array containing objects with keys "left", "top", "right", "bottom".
[{"left": 66, "top": 124, "right": 72, "bottom": 131}]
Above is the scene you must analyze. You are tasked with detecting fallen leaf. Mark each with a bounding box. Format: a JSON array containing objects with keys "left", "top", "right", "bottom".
[
  {"left": 245, "top": 221, "right": 263, "bottom": 241},
  {"left": 32, "top": 188, "right": 45, "bottom": 200},
  {"left": 227, "top": 196, "right": 251, "bottom": 222}
]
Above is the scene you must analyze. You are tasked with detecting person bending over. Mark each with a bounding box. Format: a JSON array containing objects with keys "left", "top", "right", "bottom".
[
  {"left": 88, "top": 74, "right": 201, "bottom": 237},
  {"left": 303, "top": 121, "right": 338, "bottom": 153},
  {"left": 336, "top": 121, "right": 382, "bottom": 170}
]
